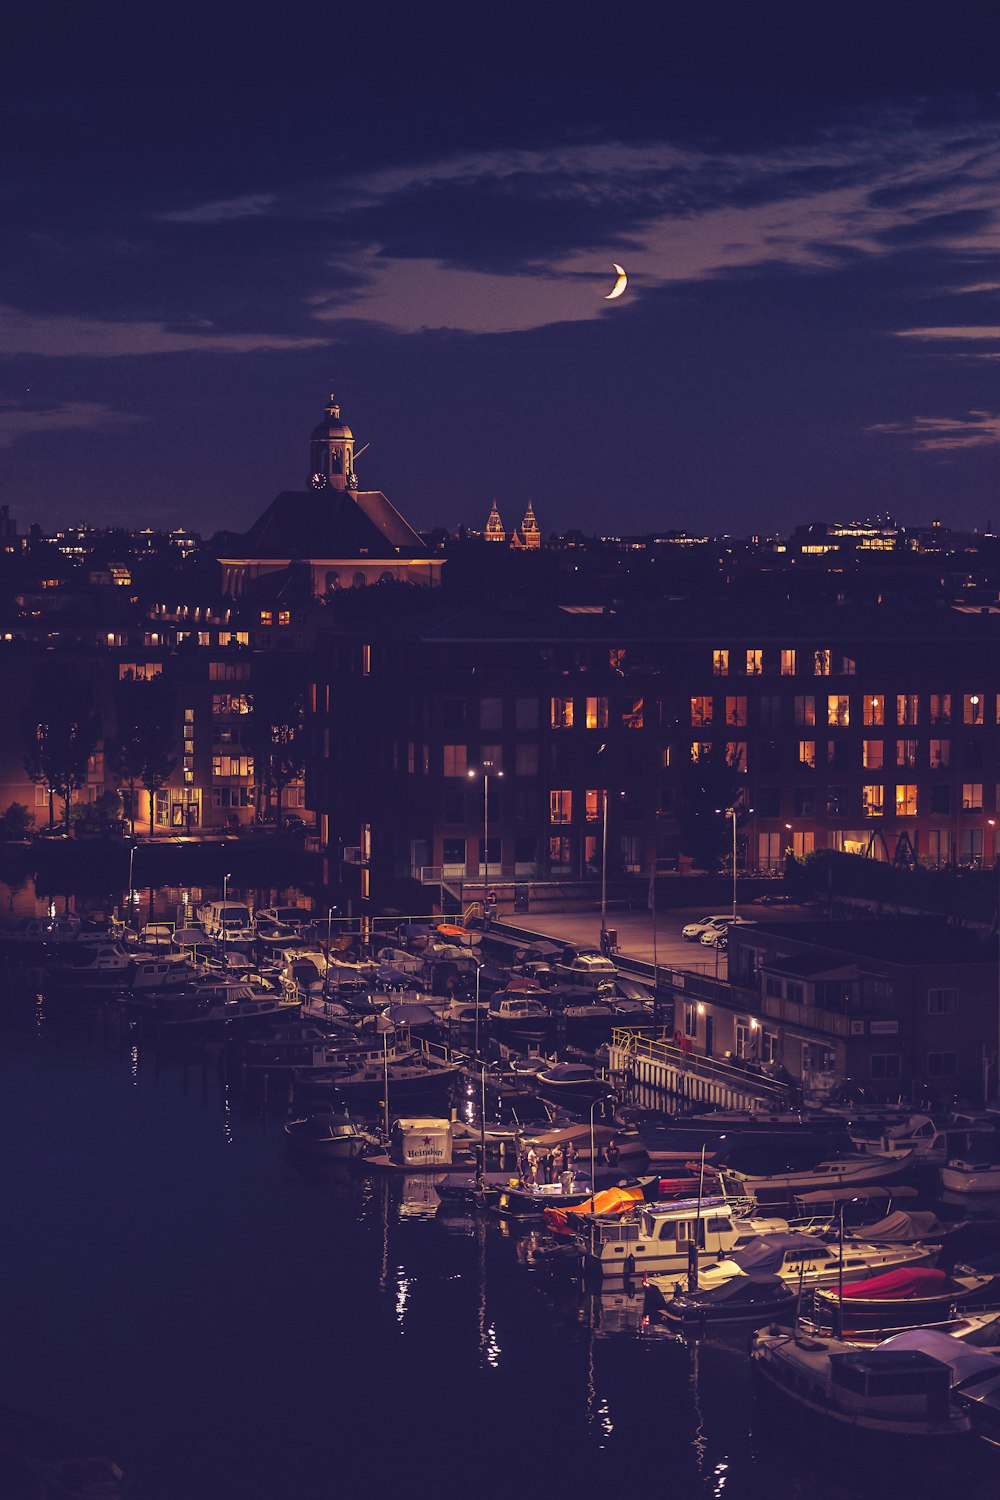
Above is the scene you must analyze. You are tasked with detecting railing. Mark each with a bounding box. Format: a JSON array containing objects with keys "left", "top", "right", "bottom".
[
  {"left": 610, "top": 1028, "right": 790, "bottom": 1106},
  {"left": 761, "top": 993, "right": 850, "bottom": 1037},
  {"left": 663, "top": 968, "right": 758, "bottom": 1010}
]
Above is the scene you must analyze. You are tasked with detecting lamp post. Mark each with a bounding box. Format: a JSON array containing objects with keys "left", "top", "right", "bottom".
[
  {"left": 468, "top": 763, "right": 503, "bottom": 911},
  {"left": 589, "top": 1094, "right": 602, "bottom": 1197},
  {"left": 601, "top": 788, "right": 609, "bottom": 947},
  {"left": 222, "top": 871, "right": 230, "bottom": 955}
]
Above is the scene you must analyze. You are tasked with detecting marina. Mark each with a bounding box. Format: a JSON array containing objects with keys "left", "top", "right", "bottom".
[{"left": 6, "top": 879, "right": 1000, "bottom": 1498}]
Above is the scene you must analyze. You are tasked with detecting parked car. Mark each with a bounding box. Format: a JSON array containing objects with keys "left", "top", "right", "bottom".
[
  {"left": 699, "top": 915, "right": 757, "bottom": 946},
  {"left": 681, "top": 914, "right": 732, "bottom": 941}
]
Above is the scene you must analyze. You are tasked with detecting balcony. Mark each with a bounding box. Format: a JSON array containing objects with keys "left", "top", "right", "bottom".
[{"left": 762, "top": 992, "right": 850, "bottom": 1037}]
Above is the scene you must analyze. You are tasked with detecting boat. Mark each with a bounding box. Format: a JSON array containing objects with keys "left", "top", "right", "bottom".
[
  {"left": 283, "top": 1110, "right": 379, "bottom": 1160},
  {"left": 433, "top": 923, "right": 481, "bottom": 947},
  {"left": 813, "top": 1266, "right": 993, "bottom": 1331},
  {"left": 941, "top": 1158, "right": 1000, "bottom": 1194},
  {"left": 496, "top": 1176, "right": 596, "bottom": 1218},
  {"left": 45, "top": 941, "right": 133, "bottom": 990},
  {"left": 865, "top": 1113, "right": 997, "bottom": 1167},
  {"left": 543, "top": 1183, "right": 646, "bottom": 1235},
  {"left": 718, "top": 1149, "right": 915, "bottom": 1207},
  {"left": 845, "top": 1208, "right": 952, "bottom": 1244},
  {"left": 877, "top": 1330, "right": 1000, "bottom": 1446},
  {"left": 434, "top": 1171, "right": 513, "bottom": 1209},
  {"left": 534, "top": 1061, "right": 615, "bottom": 1109},
  {"left": 154, "top": 990, "right": 300, "bottom": 1034},
  {"left": 488, "top": 994, "right": 552, "bottom": 1044},
  {"left": 681, "top": 1230, "right": 931, "bottom": 1299},
  {"left": 576, "top": 1194, "right": 784, "bottom": 1282},
  {"left": 750, "top": 1327, "right": 973, "bottom": 1440},
  {"left": 656, "top": 1272, "right": 797, "bottom": 1330},
  {"left": 553, "top": 951, "right": 618, "bottom": 987},
  {"left": 301, "top": 1049, "right": 463, "bottom": 1103},
  {"left": 196, "top": 900, "right": 255, "bottom": 945}
]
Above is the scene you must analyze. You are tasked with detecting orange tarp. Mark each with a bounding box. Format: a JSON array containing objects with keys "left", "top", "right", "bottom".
[{"left": 544, "top": 1184, "right": 643, "bottom": 1236}]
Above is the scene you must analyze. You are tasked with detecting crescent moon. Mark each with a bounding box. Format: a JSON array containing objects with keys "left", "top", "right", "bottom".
[{"left": 605, "top": 263, "right": 628, "bottom": 300}]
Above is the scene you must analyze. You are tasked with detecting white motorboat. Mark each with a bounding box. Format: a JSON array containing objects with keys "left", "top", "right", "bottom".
[
  {"left": 863, "top": 1114, "right": 997, "bottom": 1167},
  {"left": 941, "top": 1158, "right": 1000, "bottom": 1194},
  {"left": 719, "top": 1150, "right": 915, "bottom": 1206},
  {"left": 751, "top": 1327, "right": 972, "bottom": 1440},
  {"left": 553, "top": 952, "right": 618, "bottom": 987},
  {"left": 677, "top": 1230, "right": 930, "bottom": 1299},
  {"left": 45, "top": 941, "right": 133, "bottom": 989},
  {"left": 197, "top": 900, "right": 255, "bottom": 944},
  {"left": 576, "top": 1194, "right": 785, "bottom": 1282}
]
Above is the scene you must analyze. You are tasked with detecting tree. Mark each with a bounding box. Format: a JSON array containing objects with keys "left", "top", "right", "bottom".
[
  {"left": 675, "top": 743, "right": 748, "bottom": 873},
  {"left": 244, "top": 661, "right": 307, "bottom": 824},
  {"left": 23, "top": 671, "right": 101, "bottom": 831},
  {"left": 106, "top": 673, "right": 176, "bottom": 836},
  {"left": 0, "top": 802, "right": 34, "bottom": 841}
]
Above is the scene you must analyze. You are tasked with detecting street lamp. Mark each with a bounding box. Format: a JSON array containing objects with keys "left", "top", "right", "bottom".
[
  {"left": 221, "top": 871, "right": 231, "bottom": 954},
  {"left": 468, "top": 763, "right": 503, "bottom": 906}
]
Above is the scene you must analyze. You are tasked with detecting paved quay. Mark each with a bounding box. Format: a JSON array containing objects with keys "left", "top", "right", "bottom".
[{"left": 493, "top": 904, "right": 733, "bottom": 979}]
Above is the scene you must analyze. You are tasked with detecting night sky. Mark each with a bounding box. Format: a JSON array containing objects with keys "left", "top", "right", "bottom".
[{"left": 5, "top": 2, "right": 1000, "bottom": 539}]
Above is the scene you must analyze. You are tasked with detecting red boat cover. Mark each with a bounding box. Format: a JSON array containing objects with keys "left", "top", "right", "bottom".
[
  {"left": 657, "top": 1177, "right": 699, "bottom": 1199},
  {"left": 837, "top": 1267, "right": 949, "bottom": 1301}
]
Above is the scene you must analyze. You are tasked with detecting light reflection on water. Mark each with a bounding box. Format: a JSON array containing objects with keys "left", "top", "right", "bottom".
[{"left": 1, "top": 978, "right": 999, "bottom": 1500}]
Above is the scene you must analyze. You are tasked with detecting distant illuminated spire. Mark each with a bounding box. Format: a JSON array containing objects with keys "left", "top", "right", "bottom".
[
  {"left": 519, "top": 499, "right": 540, "bottom": 549},
  {"left": 484, "top": 499, "right": 505, "bottom": 543}
]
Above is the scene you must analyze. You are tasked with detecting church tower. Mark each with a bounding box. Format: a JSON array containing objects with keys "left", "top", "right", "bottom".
[
  {"left": 519, "top": 499, "right": 541, "bottom": 549},
  {"left": 309, "top": 394, "right": 356, "bottom": 493},
  {"left": 484, "top": 500, "right": 506, "bottom": 543}
]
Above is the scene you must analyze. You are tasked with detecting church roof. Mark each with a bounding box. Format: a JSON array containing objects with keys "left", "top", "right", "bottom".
[{"left": 220, "top": 488, "right": 428, "bottom": 562}]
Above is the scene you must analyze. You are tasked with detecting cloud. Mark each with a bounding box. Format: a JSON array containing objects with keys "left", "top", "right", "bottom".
[
  {"left": 0, "top": 400, "right": 142, "bottom": 449},
  {"left": 867, "top": 410, "right": 1000, "bottom": 451},
  {"left": 158, "top": 193, "right": 278, "bottom": 224},
  {"left": 0, "top": 305, "right": 326, "bottom": 357}
]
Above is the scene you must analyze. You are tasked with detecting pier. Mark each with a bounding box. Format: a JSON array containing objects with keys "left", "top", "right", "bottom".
[{"left": 608, "top": 1027, "right": 789, "bottom": 1111}]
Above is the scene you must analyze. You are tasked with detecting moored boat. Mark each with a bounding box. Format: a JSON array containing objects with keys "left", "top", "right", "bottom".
[
  {"left": 751, "top": 1327, "right": 973, "bottom": 1440},
  {"left": 283, "top": 1110, "right": 379, "bottom": 1160},
  {"left": 812, "top": 1266, "right": 994, "bottom": 1331}
]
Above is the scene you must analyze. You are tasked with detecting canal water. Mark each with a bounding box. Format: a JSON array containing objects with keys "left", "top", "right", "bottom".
[{"left": 2, "top": 982, "right": 1000, "bottom": 1495}]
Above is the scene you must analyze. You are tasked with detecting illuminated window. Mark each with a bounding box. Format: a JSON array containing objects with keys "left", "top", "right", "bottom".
[
  {"left": 622, "top": 698, "right": 644, "bottom": 729},
  {"left": 962, "top": 783, "right": 983, "bottom": 810},
  {"left": 259, "top": 611, "right": 272, "bottom": 625},
  {"left": 712, "top": 649, "right": 729, "bottom": 676},
  {"left": 929, "top": 739, "right": 950, "bottom": 769},
  {"left": 550, "top": 697, "right": 574, "bottom": 729},
  {"left": 745, "top": 648, "right": 763, "bottom": 676},
  {"left": 585, "top": 696, "right": 608, "bottom": 729},
  {"left": 690, "top": 742, "right": 711, "bottom": 763},
  {"left": 549, "top": 789, "right": 572, "bottom": 823},
  {"left": 897, "top": 694, "right": 918, "bottom": 727},
  {"left": 726, "top": 696, "right": 747, "bottom": 727},
  {"left": 862, "top": 740, "right": 883, "bottom": 770},
  {"left": 690, "top": 696, "right": 713, "bottom": 727},
  {"left": 361, "top": 643, "right": 371, "bottom": 676},
  {"left": 813, "top": 648, "right": 831, "bottom": 676},
  {"left": 827, "top": 695, "right": 850, "bottom": 727},
  {"left": 585, "top": 789, "right": 606, "bottom": 822},
  {"left": 277, "top": 611, "right": 291, "bottom": 626},
  {"left": 727, "top": 742, "right": 747, "bottom": 771},
  {"left": 964, "top": 694, "right": 984, "bottom": 726},
  {"left": 895, "top": 784, "right": 917, "bottom": 817},
  {"left": 780, "top": 649, "right": 796, "bottom": 676},
  {"left": 211, "top": 755, "right": 253, "bottom": 778},
  {"left": 609, "top": 648, "right": 626, "bottom": 673},
  {"left": 930, "top": 694, "right": 951, "bottom": 725},
  {"left": 863, "top": 785, "right": 884, "bottom": 817},
  {"left": 794, "top": 696, "right": 816, "bottom": 726},
  {"left": 896, "top": 739, "right": 917, "bottom": 769},
  {"left": 863, "top": 695, "right": 884, "bottom": 726},
  {"left": 443, "top": 745, "right": 468, "bottom": 777},
  {"left": 798, "top": 741, "right": 816, "bottom": 768}
]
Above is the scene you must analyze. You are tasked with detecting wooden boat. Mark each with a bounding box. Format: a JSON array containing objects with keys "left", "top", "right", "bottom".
[{"left": 751, "top": 1328, "right": 973, "bottom": 1440}]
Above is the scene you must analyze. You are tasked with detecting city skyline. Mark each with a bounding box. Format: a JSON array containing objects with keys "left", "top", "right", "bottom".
[{"left": 4, "top": 4, "right": 1000, "bottom": 536}]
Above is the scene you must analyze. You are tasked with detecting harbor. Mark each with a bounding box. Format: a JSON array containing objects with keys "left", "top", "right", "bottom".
[{"left": 5, "top": 878, "right": 1000, "bottom": 1499}]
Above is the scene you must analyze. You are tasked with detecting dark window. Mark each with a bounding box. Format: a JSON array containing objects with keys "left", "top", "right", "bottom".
[
  {"left": 826, "top": 786, "right": 847, "bottom": 817},
  {"left": 964, "top": 739, "right": 985, "bottom": 771},
  {"left": 927, "top": 1052, "right": 957, "bottom": 1077},
  {"left": 442, "top": 699, "right": 467, "bottom": 732},
  {"left": 756, "top": 787, "right": 781, "bottom": 817},
  {"left": 443, "top": 790, "right": 465, "bottom": 824},
  {"left": 514, "top": 836, "right": 537, "bottom": 863},
  {"left": 870, "top": 1054, "right": 901, "bottom": 1080},
  {"left": 793, "top": 787, "right": 815, "bottom": 817},
  {"left": 757, "top": 741, "right": 780, "bottom": 772},
  {"left": 827, "top": 740, "right": 849, "bottom": 770},
  {"left": 443, "top": 838, "right": 466, "bottom": 864},
  {"left": 931, "top": 785, "right": 951, "bottom": 815}
]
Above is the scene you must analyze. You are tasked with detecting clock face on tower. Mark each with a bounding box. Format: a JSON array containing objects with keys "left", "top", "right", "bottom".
[{"left": 310, "top": 473, "right": 327, "bottom": 490}]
